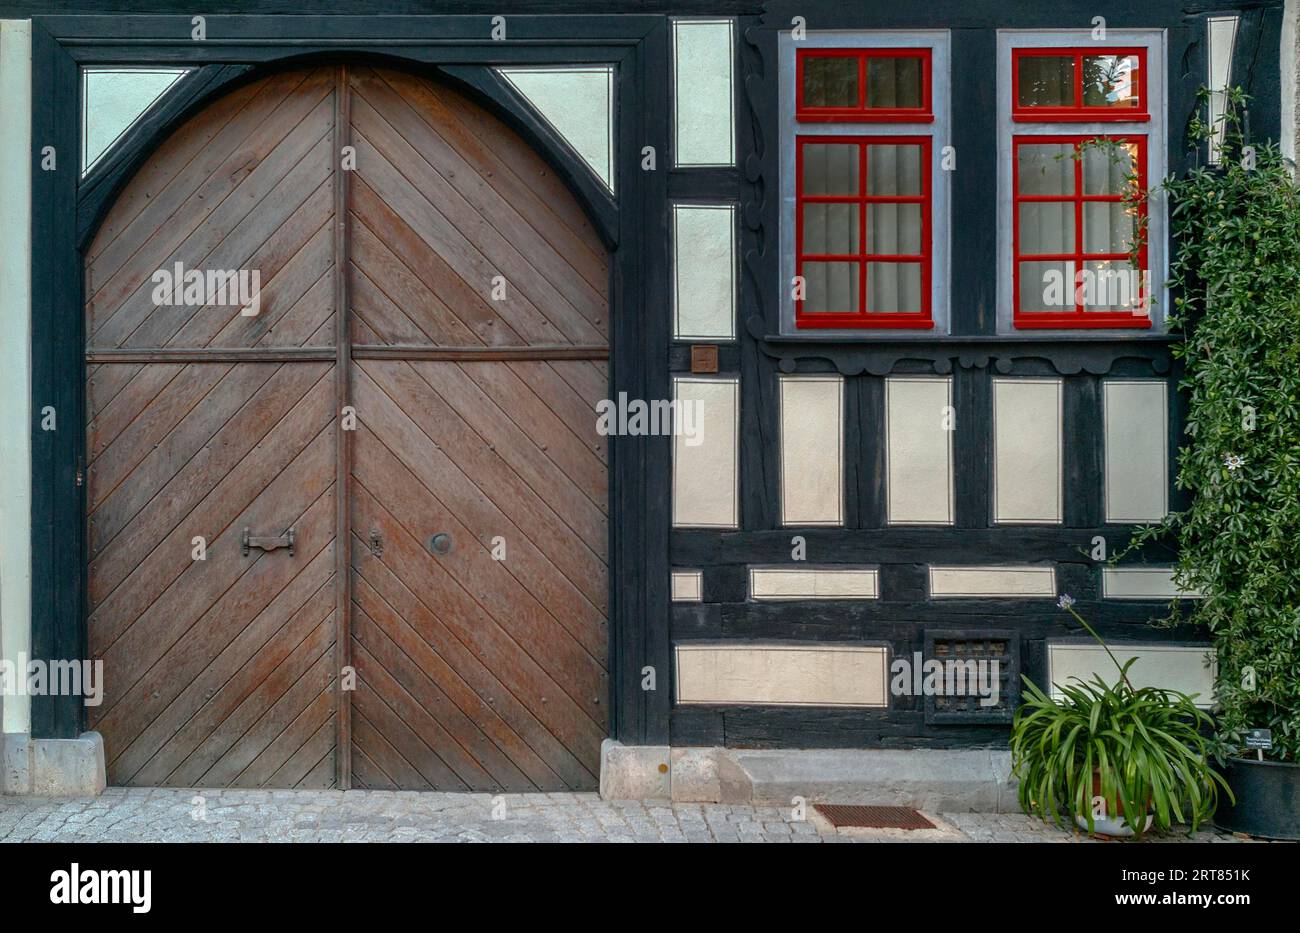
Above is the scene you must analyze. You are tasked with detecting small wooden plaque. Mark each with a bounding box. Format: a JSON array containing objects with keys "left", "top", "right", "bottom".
[{"left": 690, "top": 344, "right": 719, "bottom": 373}]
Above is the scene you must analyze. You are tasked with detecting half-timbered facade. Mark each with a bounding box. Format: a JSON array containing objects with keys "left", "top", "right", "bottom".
[{"left": 0, "top": 1, "right": 1292, "bottom": 796}]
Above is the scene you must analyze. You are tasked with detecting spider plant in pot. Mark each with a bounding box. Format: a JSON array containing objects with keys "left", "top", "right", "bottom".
[{"left": 1010, "top": 596, "right": 1231, "bottom": 838}]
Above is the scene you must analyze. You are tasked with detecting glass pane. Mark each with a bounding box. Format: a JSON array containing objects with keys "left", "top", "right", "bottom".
[
  {"left": 866, "top": 203, "right": 922, "bottom": 254},
  {"left": 866, "top": 56, "right": 923, "bottom": 109},
  {"left": 802, "top": 203, "right": 860, "bottom": 255},
  {"left": 1083, "top": 201, "right": 1136, "bottom": 254},
  {"left": 803, "top": 144, "right": 859, "bottom": 195},
  {"left": 866, "top": 144, "right": 922, "bottom": 195},
  {"left": 1019, "top": 260, "right": 1077, "bottom": 312},
  {"left": 1082, "top": 55, "right": 1141, "bottom": 109},
  {"left": 803, "top": 262, "right": 860, "bottom": 313},
  {"left": 1018, "top": 202, "right": 1075, "bottom": 254},
  {"left": 1083, "top": 141, "right": 1138, "bottom": 195},
  {"left": 1083, "top": 260, "right": 1144, "bottom": 312},
  {"left": 1017, "top": 55, "right": 1075, "bottom": 108},
  {"left": 1017, "top": 144, "right": 1075, "bottom": 196},
  {"left": 866, "top": 262, "right": 922, "bottom": 313},
  {"left": 803, "top": 56, "right": 859, "bottom": 108}
]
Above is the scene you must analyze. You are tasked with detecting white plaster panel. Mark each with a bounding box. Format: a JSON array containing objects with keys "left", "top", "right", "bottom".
[
  {"left": 82, "top": 67, "right": 188, "bottom": 175},
  {"left": 886, "top": 376, "right": 954, "bottom": 524},
  {"left": 672, "top": 203, "right": 736, "bottom": 340},
  {"left": 928, "top": 565, "right": 1057, "bottom": 598},
  {"left": 675, "top": 643, "right": 889, "bottom": 706},
  {"left": 1104, "top": 380, "right": 1168, "bottom": 523},
  {"left": 498, "top": 66, "right": 615, "bottom": 191},
  {"left": 671, "top": 570, "right": 703, "bottom": 602},
  {"left": 993, "top": 378, "right": 1062, "bottom": 523},
  {"left": 672, "top": 18, "right": 735, "bottom": 167},
  {"left": 749, "top": 567, "right": 879, "bottom": 600},
  {"left": 672, "top": 376, "right": 739, "bottom": 528},
  {"left": 1047, "top": 643, "right": 1216, "bottom": 708},
  {"left": 779, "top": 375, "right": 843, "bottom": 525},
  {"left": 1102, "top": 566, "right": 1204, "bottom": 600}
]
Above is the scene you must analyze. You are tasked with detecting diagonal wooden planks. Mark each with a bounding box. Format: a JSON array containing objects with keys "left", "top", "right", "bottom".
[{"left": 85, "top": 65, "right": 609, "bottom": 791}]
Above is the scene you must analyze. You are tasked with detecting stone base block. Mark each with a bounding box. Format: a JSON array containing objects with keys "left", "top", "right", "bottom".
[
  {"left": 1, "top": 731, "right": 106, "bottom": 797},
  {"left": 601, "top": 742, "right": 1016, "bottom": 812}
]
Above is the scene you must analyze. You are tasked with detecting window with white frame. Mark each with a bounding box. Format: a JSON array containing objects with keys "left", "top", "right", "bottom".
[
  {"left": 779, "top": 31, "right": 951, "bottom": 334},
  {"left": 997, "top": 31, "right": 1166, "bottom": 333}
]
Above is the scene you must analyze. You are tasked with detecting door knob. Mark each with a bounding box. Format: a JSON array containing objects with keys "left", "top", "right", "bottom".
[{"left": 429, "top": 533, "right": 453, "bottom": 555}]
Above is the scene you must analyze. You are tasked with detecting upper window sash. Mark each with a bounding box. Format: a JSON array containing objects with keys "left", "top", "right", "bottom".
[
  {"left": 796, "top": 48, "right": 934, "bottom": 123},
  {"left": 1012, "top": 47, "right": 1149, "bottom": 122}
]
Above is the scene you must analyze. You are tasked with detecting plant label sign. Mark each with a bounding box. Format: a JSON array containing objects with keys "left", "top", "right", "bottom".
[{"left": 1245, "top": 728, "right": 1273, "bottom": 751}]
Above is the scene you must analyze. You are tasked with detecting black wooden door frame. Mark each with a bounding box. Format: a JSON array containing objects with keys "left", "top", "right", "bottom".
[{"left": 28, "top": 13, "right": 674, "bottom": 751}]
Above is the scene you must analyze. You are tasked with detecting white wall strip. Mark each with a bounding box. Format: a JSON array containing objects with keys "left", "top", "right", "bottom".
[
  {"left": 671, "top": 18, "right": 736, "bottom": 167},
  {"left": 0, "top": 19, "right": 33, "bottom": 735},
  {"left": 928, "top": 565, "right": 1057, "bottom": 598},
  {"left": 1047, "top": 642, "right": 1216, "bottom": 708},
  {"left": 671, "top": 570, "right": 704, "bottom": 602},
  {"left": 992, "top": 377, "right": 1062, "bottom": 523},
  {"left": 778, "top": 374, "right": 844, "bottom": 526},
  {"left": 672, "top": 203, "right": 737, "bottom": 340},
  {"left": 886, "top": 376, "right": 955, "bottom": 525},
  {"left": 672, "top": 375, "right": 740, "bottom": 528},
  {"left": 675, "top": 643, "right": 889, "bottom": 706},
  {"left": 749, "top": 567, "right": 879, "bottom": 600},
  {"left": 1104, "top": 380, "right": 1168, "bottom": 523},
  {"left": 1102, "top": 566, "right": 1204, "bottom": 600}
]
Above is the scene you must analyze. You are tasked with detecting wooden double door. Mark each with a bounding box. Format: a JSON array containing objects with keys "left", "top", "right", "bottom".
[{"left": 83, "top": 65, "right": 610, "bottom": 790}]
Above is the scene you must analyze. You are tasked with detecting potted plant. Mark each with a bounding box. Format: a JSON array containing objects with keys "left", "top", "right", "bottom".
[
  {"left": 1011, "top": 597, "right": 1230, "bottom": 838},
  {"left": 1136, "top": 87, "right": 1300, "bottom": 839}
]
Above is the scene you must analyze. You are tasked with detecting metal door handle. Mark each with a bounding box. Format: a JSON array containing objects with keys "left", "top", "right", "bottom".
[
  {"left": 242, "top": 527, "right": 295, "bottom": 557},
  {"left": 429, "top": 533, "right": 452, "bottom": 555}
]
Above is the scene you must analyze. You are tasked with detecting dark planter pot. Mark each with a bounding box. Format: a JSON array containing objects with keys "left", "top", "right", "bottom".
[{"left": 1214, "top": 757, "right": 1300, "bottom": 840}]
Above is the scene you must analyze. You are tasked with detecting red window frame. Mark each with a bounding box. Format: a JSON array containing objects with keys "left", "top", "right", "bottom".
[
  {"left": 1012, "top": 134, "right": 1150, "bottom": 329},
  {"left": 1012, "top": 47, "right": 1149, "bottom": 122},
  {"left": 795, "top": 135, "right": 933, "bottom": 329},
  {"left": 796, "top": 48, "right": 934, "bottom": 123}
]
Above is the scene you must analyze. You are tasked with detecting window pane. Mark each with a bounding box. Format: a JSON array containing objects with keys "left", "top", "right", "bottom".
[
  {"left": 866, "top": 261, "right": 922, "bottom": 312},
  {"left": 1017, "top": 55, "right": 1075, "bottom": 107},
  {"left": 1082, "top": 55, "right": 1141, "bottom": 109},
  {"left": 803, "top": 144, "right": 859, "bottom": 195},
  {"left": 1017, "top": 144, "right": 1075, "bottom": 195},
  {"left": 1019, "top": 202, "right": 1075, "bottom": 254},
  {"left": 803, "top": 56, "right": 859, "bottom": 108},
  {"left": 1082, "top": 142, "right": 1138, "bottom": 195},
  {"left": 866, "top": 144, "right": 922, "bottom": 195},
  {"left": 1083, "top": 201, "right": 1136, "bottom": 253},
  {"left": 1019, "top": 260, "right": 1077, "bottom": 312},
  {"left": 866, "top": 203, "right": 922, "bottom": 254},
  {"left": 1083, "top": 260, "right": 1143, "bottom": 311},
  {"left": 803, "top": 203, "right": 860, "bottom": 254},
  {"left": 803, "top": 261, "right": 860, "bottom": 313},
  {"left": 866, "top": 56, "right": 923, "bottom": 108}
]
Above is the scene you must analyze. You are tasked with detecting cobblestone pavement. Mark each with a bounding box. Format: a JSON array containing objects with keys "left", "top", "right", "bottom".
[{"left": 0, "top": 788, "right": 1253, "bottom": 843}]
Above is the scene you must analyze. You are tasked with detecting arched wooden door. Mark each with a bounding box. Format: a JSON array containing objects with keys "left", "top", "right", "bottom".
[{"left": 84, "top": 65, "right": 610, "bottom": 791}]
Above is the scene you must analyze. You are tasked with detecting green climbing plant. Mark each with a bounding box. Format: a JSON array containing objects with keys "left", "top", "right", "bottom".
[{"left": 1126, "top": 86, "right": 1300, "bottom": 761}]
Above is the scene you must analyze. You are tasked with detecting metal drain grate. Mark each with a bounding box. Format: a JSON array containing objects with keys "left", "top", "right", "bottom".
[{"left": 813, "top": 804, "right": 935, "bottom": 830}]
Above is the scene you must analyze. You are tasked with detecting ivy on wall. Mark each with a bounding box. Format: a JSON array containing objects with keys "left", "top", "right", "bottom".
[{"left": 1151, "top": 88, "right": 1300, "bottom": 760}]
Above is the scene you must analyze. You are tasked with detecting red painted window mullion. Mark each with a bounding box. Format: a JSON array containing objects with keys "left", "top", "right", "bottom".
[
  {"left": 857, "top": 54, "right": 867, "bottom": 111},
  {"left": 1074, "top": 143, "right": 1085, "bottom": 316},
  {"left": 859, "top": 141, "right": 869, "bottom": 320},
  {"left": 1073, "top": 53, "right": 1084, "bottom": 110}
]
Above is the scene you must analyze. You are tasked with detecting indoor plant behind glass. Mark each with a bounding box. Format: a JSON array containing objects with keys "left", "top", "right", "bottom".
[{"left": 1010, "top": 598, "right": 1230, "bottom": 838}]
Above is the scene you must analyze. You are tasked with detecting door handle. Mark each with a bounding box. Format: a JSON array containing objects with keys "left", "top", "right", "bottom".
[{"left": 242, "top": 527, "right": 295, "bottom": 557}]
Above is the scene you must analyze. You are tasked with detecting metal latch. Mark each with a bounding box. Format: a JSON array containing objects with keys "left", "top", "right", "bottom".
[
  {"left": 242, "top": 527, "right": 295, "bottom": 557},
  {"left": 369, "top": 530, "right": 384, "bottom": 557}
]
